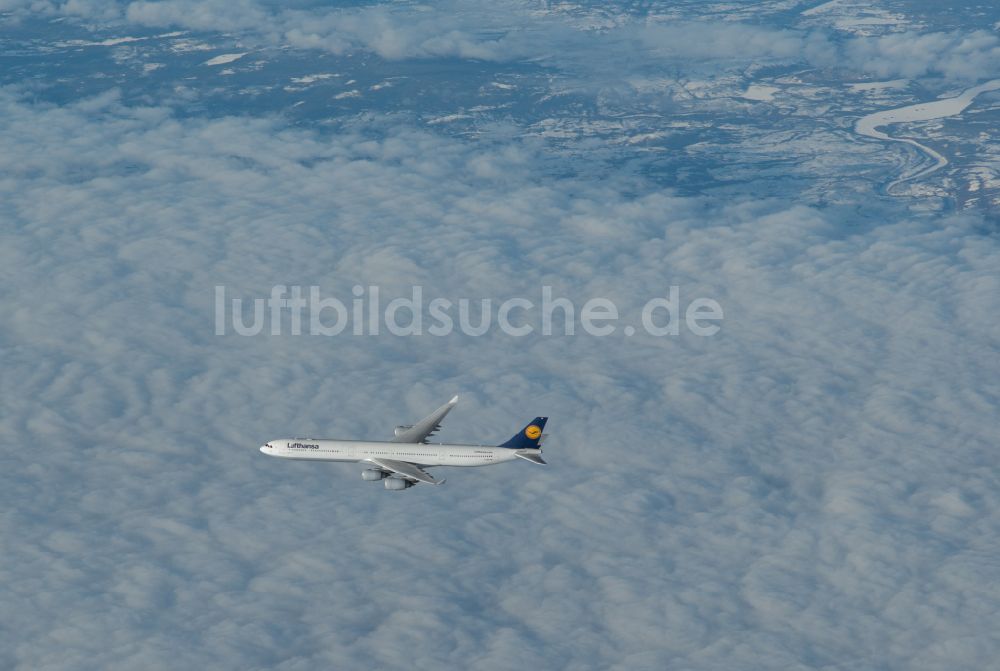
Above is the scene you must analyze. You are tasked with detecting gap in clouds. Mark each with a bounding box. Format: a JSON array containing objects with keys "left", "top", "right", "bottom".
[{"left": 8, "top": 3, "right": 1000, "bottom": 214}]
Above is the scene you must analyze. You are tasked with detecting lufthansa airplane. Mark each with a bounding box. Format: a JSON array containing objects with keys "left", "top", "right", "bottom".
[{"left": 259, "top": 396, "right": 547, "bottom": 489}]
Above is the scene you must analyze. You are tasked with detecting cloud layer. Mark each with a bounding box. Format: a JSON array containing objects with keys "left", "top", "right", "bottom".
[
  {"left": 2, "top": 81, "right": 1000, "bottom": 669},
  {"left": 8, "top": 0, "right": 1000, "bottom": 80},
  {"left": 3, "top": 2, "right": 1000, "bottom": 669}
]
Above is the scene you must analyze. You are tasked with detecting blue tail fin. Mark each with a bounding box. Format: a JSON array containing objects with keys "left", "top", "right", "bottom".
[{"left": 499, "top": 417, "right": 547, "bottom": 449}]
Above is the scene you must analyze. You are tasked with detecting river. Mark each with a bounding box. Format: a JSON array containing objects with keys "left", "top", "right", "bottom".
[{"left": 854, "top": 79, "right": 1000, "bottom": 194}]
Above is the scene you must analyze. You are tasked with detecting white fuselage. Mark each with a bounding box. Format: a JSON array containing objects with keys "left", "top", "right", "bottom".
[{"left": 260, "top": 439, "right": 528, "bottom": 468}]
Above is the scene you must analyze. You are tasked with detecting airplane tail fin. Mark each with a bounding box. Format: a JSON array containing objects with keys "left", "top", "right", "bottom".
[{"left": 499, "top": 417, "right": 548, "bottom": 450}]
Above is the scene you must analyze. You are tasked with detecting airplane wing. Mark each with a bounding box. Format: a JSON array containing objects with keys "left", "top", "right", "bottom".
[
  {"left": 368, "top": 458, "right": 445, "bottom": 485},
  {"left": 391, "top": 395, "right": 458, "bottom": 444}
]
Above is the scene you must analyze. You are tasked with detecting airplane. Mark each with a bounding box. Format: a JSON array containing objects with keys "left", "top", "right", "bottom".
[{"left": 259, "top": 396, "right": 548, "bottom": 489}]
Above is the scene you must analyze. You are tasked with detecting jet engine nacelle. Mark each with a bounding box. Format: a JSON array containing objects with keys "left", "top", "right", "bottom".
[
  {"left": 393, "top": 425, "right": 413, "bottom": 437},
  {"left": 384, "top": 478, "right": 414, "bottom": 490},
  {"left": 362, "top": 469, "right": 388, "bottom": 481}
]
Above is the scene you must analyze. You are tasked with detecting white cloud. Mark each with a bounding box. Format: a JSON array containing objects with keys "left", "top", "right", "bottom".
[
  {"left": 4, "top": 2, "right": 1000, "bottom": 668},
  {"left": 7, "top": 0, "right": 1000, "bottom": 85},
  {"left": 842, "top": 29, "right": 1000, "bottom": 80},
  {"left": 2, "top": 80, "right": 1000, "bottom": 669}
]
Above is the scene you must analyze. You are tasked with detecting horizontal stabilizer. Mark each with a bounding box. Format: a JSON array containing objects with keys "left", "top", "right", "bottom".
[{"left": 515, "top": 451, "right": 547, "bottom": 465}]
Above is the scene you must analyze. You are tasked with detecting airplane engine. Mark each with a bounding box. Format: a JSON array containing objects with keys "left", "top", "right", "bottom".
[
  {"left": 393, "top": 425, "right": 414, "bottom": 437},
  {"left": 384, "top": 478, "right": 414, "bottom": 490},
  {"left": 362, "top": 469, "right": 388, "bottom": 481}
]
